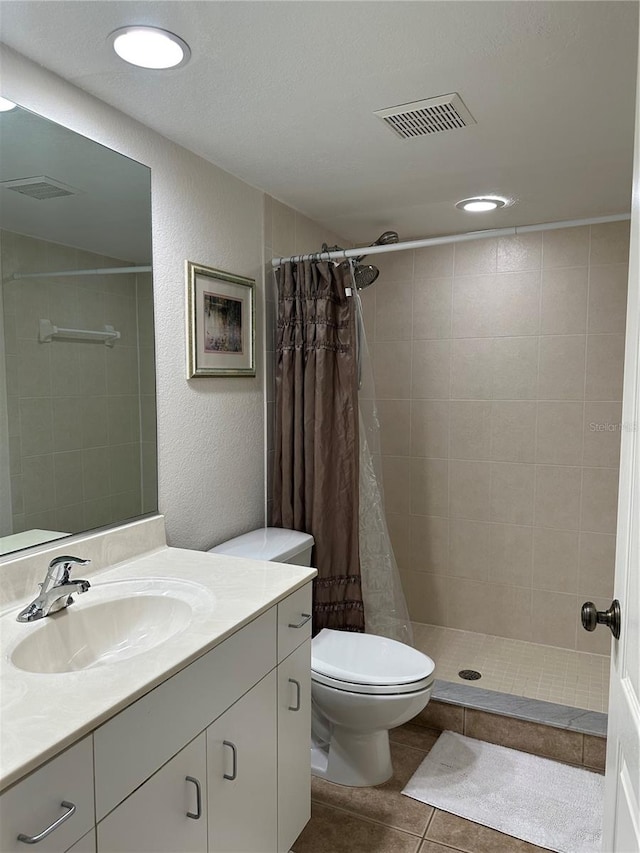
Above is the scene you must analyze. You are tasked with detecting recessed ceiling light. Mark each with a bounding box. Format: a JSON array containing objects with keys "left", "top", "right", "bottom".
[
  {"left": 109, "top": 26, "right": 191, "bottom": 69},
  {"left": 0, "top": 97, "right": 17, "bottom": 112},
  {"left": 456, "top": 196, "right": 509, "bottom": 213}
]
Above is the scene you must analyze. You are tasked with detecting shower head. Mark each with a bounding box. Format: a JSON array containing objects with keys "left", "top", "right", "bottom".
[
  {"left": 374, "top": 231, "right": 399, "bottom": 246},
  {"left": 354, "top": 264, "right": 379, "bottom": 290}
]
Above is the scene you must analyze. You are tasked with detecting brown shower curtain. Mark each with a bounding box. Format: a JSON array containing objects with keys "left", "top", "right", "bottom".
[{"left": 272, "top": 260, "right": 364, "bottom": 634}]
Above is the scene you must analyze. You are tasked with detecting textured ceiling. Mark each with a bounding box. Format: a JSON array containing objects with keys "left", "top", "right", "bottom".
[{"left": 0, "top": 1, "right": 638, "bottom": 243}]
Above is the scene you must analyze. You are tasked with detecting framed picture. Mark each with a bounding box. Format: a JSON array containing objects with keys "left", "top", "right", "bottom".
[{"left": 186, "top": 261, "right": 255, "bottom": 377}]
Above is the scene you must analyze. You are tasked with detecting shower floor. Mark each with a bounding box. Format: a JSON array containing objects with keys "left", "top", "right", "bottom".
[{"left": 412, "top": 622, "right": 610, "bottom": 714}]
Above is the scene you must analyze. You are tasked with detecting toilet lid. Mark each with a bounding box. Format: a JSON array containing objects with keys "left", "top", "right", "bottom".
[{"left": 311, "top": 629, "right": 435, "bottom": 692}]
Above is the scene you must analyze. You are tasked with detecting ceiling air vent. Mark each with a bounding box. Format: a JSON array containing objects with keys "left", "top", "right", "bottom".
[
  {"left": 375, "top": 93, "right": 476, "bottom": 139},
  {"left": 1, "top": 176, "right": 81, "bottom": 200}
]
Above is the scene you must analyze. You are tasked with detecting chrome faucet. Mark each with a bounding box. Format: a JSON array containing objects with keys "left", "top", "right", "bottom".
[{"left": 16, "top": 556, "right": 91, "bottom": 623}]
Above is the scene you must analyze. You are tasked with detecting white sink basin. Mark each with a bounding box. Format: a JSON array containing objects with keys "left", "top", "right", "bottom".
[{"left": 8, "top": 578, "right": 210, "bottom": 674}]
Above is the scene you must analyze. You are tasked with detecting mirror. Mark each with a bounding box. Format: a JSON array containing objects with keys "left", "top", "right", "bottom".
[{"left": 0, "top": 102, "right": 157, "bottom": 556}]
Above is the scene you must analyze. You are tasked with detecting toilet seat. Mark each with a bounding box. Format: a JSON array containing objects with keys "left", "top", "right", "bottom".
[{"left": 311, "top": 629, "right": 435, "bottom": 696}]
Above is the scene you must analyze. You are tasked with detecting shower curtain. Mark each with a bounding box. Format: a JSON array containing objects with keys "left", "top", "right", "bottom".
[
  {"left": 272, "top": 260, "right": 365, "bottom": 634},
  {"left": 272, "top": 258, "right": 413, "bottom": 643}
]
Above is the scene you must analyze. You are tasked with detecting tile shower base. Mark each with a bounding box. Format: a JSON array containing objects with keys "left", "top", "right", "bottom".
[{"left": 413, "top": 622, "right": 609, "bottom": 726}]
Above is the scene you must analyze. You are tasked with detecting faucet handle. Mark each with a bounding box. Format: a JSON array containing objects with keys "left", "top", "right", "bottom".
[{"left": 47, "top": 555, "right": 91, "bottom": 584}]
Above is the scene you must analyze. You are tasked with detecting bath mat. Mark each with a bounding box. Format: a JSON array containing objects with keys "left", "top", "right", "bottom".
[{"left": 402, "top": 731, "right": 603, "bottom": 853}]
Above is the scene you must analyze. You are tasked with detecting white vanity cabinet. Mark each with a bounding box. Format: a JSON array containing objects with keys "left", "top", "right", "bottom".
[
  {"left": 97, "top": 734, "right": 207, "bottom": 853},
  {"left": 0, "top": 736, "right": 94, "bottom": 853},
  {"left": 207, "top": 671, "right": 277, "bottom": 852},
  {"left": 1, "top": 581, "right": 314, "bottom": 853}
]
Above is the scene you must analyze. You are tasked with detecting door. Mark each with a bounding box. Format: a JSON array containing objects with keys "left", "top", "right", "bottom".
[
  {"left": 278, "top": 638, "right": 312, "bottom": 853},
  {"left": 96, "top": 734, "right": 207, "bottom": 853},
  {"left": 207, "top": 670, "right": 278, "bottom": 853},
  {"left": 602, "top": 24, "right": 640, "bottom": 852}
]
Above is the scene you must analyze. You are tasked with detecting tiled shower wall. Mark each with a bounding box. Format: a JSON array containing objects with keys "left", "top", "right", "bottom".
[
  {"left": 359, "top": 220, "right": 629, "bottom": 654},
  {"left": 263, "top": 195, "right": 348, "bottom": 523},
  {"left": 1, "top": 230, "right": 156, "bottom": 536}
]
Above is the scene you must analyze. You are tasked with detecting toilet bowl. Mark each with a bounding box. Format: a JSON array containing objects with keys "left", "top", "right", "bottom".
[
  {"left": 310, "top": 628, "right": 435, "bottom": 786},
  {"left": 209, "top": 527, "right": 435, "bottom": 788}
]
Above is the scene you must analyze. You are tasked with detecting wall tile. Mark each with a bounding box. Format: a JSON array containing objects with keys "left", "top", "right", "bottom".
[
  {"left": 447, "top": 577, "right": 494, "bottom": 633},
  {"left": 17, "top": 338, "right": 51, "bottom": 398},
  {"left": 540, "top": 267, "right": 588, "bottom": 334},
  {"left": 453, "top": 238, "right": 497, "bottom": 276},
  {"left": 464, "top": 709, "right": 583, "bottom": 764},
  {"left": 536, "top": 402, "right": 584, "bottom": 465},
  {"left": 532, "top": 527, "right": 579, "bottom": 593},
  {"left": 414, "top": 244, "right": 454, "bottom": 279},
  {"left": 530, "top": 590, "right": 578, "bottom": 649},
  {"left": 449, "top": 518, "right": 492, "bottom": 580},
  {"left": 410, "top": 400, "right": 449, "bottom": 458},
  {"left": 82, "top": 396, "right": 109, "bottom": 448},
  {"left": 585, "top": 334, "right": 625, "bottom": 401},
  {"left": 583, "top": 402, "right": 623, "bottom": 467},
  {"left": 581, "top": 467, "right": 619, "bottom": 534},
  {"left": 410, "top": 515, "right": 450, "bottom": 574},
  {"left": 449, "top": 401, "right": 491, "bottom": 460},
  {"left": 449, "top": 460, "right": 491, "bottom": 521},
  {"left": 492, "top": 337, "right": 538, "bottom": 400},
  {"left": 52, "top": 396, "right": 83, "bottom": 452},
  {"left": 590, "top": 220, "right": 631, "bottom": 265},
  {"left": 490, "top": 401, "right": 537, "bottom": 463},
  {"left": 373, "top": 341, "right": 411, "bottom": 398},
  {"left": 377, "top": 400, "right": 411, "bottom": 456},
  {"left": 497, "top": 233, "right": 542, "bottom": 272},
  {"left": 374, "top": 248, "right": 415, "bottom": 282},
  {"left": 386, "top": 512, "right": 411, "bottom": 571},
  {"left": 400, "top": 570, "right": 449, "bottom": 625},
  {"left": 578, "top": 532, "right": 616, "bottom": 598},
  {"left": 412, "top": 278, "right": 452, "bottom": 339},
  {"left": 453, "top": 272, "right": 540, "bottom": 338},
  {"left": 375, "top": 279, "right": 413, "bottom": 341},
  {"left": 22, "top": 454, "right": 55, "bottom": 515},
  {"left": 381, "top": 456, "right": 412, "bottom": 515},
  {"left": 451, "top": 338, "right": 493, "bottom": 399},
  {"left": 537, "top": 336, "right": 586, "bottom": 400},
  {"left": 534, "top": 465, "right": 582, "bottom": 530},
  {"left": 543, "top": 225, "right": 590, "bottom": 268},
  {"left": 53, "top": 450, "right": 84, "bottom": 508},
  {"left": 588, "top": 265, "right": 628, "bottom": 334},
  {"left": 19, "top": 397, "right": 53, "bottom": 457},
  {"left": 411, "top": 340, "right": 451, "bottom": 399},
  {"left": 489, "top": 462, "right": 535, "bottom": 525},
  {"left": 490, "top": 584, "right": 532, "bottom": 641},
  {"left": 488, "top": 523, "right": 533, "bottom": 586},
  {"left": 410, "top": 459, "right": 449, "bottom": 517}
]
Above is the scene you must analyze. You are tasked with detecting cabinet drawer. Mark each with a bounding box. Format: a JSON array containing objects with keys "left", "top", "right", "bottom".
[
  {"left": 97, "top": 733, "right": 207, "bottom": 853},
  {"left": 94, "top": 607, "right": 276, "bottom": 820},
  {"left": 277, "top": 584, "right": 312, "bottom": 662},
  {"left": 0, "top": 737, "right": 94, "bottom": 853}
]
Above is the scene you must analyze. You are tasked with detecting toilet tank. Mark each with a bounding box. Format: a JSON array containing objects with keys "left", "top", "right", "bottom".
[{"left": 208, "top": 527, "right": 314, "bottom": 566}]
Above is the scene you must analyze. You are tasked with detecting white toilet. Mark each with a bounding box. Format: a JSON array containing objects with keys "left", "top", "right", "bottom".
[{"left": 209, "top": 527, "right": 435, "bottom": 788}]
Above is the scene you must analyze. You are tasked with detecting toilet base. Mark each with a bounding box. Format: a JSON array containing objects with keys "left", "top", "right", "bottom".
[{"left": 311, "top": 727, "right": 393, "bottom": 787}]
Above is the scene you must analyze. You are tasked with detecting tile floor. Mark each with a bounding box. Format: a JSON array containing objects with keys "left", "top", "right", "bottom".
[
  {"left": 412, "top": 622, "right": 610, "bottom": 713},
  {"left": 292, "top": 725, "right": 552, "bottom": 853}
]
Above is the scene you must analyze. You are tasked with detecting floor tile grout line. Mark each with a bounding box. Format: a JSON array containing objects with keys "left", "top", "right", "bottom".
[{"left": 309, "top": 797, "right": 426, "bottom": 839}]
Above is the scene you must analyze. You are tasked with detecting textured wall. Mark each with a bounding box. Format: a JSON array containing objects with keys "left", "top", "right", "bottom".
[
  {"left": 1, "top": 46, "right": 265, "bottom": 550},
  {"left": 360, "top": 221, "right": 629, "bottom": 654}
]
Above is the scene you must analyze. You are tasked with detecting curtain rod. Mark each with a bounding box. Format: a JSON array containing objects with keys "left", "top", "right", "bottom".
[
  {"left": 12, "top": 265, "right": 152, "bottom": 281},
  {"left": 271, "top": 213, "right": 630, "bottom": 267}
]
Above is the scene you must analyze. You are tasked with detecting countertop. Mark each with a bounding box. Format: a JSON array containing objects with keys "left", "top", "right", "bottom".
[{"left": 0, "top": 545, "right": 316, "bottom": 793}]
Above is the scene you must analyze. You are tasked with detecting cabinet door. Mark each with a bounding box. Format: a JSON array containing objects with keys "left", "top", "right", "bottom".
[
  {"left": 207, "top": 671, "right": 277, "bottom": 853},
  {"left": 278, "top": 638, "right": 311, "bottom": 853},
  {"left": 0, "top": 736, "right": 94, "bottom": 853},
  {"left": 65, "top": 829, "right": 96, "bottom": 853},
  {"left": 97, "top": 733, "right": 206, "bottom": 853}
]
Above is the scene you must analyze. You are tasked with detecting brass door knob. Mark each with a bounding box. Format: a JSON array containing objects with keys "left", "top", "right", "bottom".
[{"left": 581, "top": 600, "right": 621, "bottom": 640}]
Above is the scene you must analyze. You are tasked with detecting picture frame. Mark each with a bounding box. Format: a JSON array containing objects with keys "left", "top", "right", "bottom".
[{"left": 186, "top": 261, "right": 256, "bottom": 377}]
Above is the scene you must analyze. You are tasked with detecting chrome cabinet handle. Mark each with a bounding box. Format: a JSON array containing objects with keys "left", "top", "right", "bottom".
[
  {"left": 223, "top": 740, "right": 237, "bottom": 781},
  {"left": 185, "top": 776, "right": 202, "bottom": 820},
  {"left": 288, "top": 613, "right": 311, "bottom": 629},
  {"left": 288, "top": 677, "right": 301, "bottom": 712},
  {"left": 17, "top": 801, "right": 76, "bottom": 844}
]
